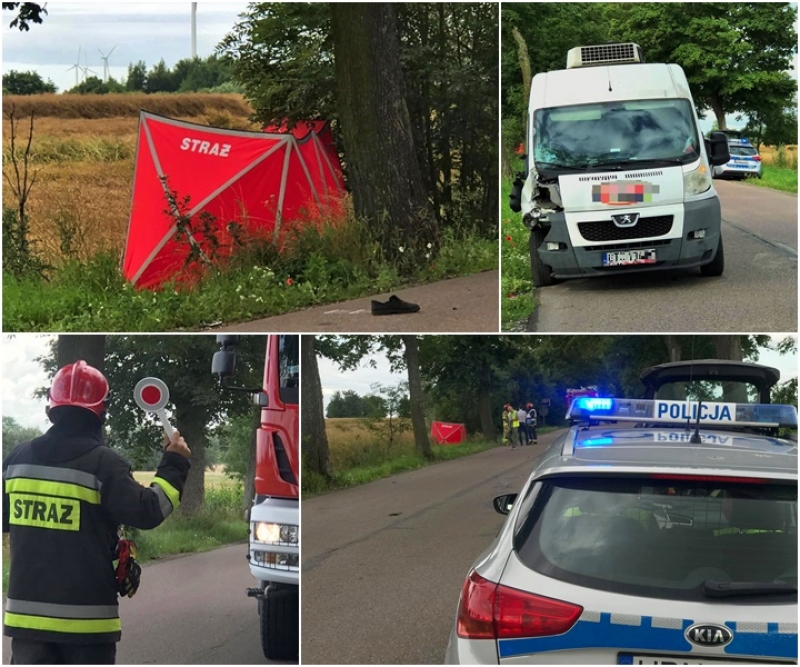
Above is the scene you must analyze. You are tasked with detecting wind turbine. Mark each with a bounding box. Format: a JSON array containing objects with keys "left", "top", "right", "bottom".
[
  {"left": 66, "top": 46, "right": 82, "bottom": 87},
  {"left": 98, "top": 46, "right": 116, "bottom": 82},
  {"left": 191, "top": 2, "right": 197, "bottom": 58},
  {"left": 81, "top": 50, "right": 98, "bottom": 81}
]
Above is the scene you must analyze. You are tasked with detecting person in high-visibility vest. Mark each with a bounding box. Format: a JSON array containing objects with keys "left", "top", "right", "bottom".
[
  {"left": 501, "top": 404, "right": 513, "bottom": 446},
  {"left": 2, "top": 360, "right": 192, "bottom": 665},
  {"left": 509, "top": 404, "right": 521, "bottom": 449}
]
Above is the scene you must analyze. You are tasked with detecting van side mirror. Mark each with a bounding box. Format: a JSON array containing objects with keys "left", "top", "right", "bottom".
[
  {"left": 706, "top": 132, "right": 730, "bottom": 167},
  {"left": 493, "top": 493, "right": 518, "bottom": 515}
]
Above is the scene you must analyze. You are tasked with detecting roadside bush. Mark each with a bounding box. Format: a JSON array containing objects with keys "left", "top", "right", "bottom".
[
  {"left": 2, "top": 207, "right": 49, "bottom": 279},
  {"left": 773, "top": 145, "right": 798, "bottom": 170}
]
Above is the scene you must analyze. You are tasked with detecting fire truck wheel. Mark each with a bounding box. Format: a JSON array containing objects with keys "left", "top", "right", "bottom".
[{"left": 259, "top": 587, "right": 299, "bottom": 661}]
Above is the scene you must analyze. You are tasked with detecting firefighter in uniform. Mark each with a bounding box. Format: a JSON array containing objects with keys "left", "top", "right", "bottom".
[{"left": 2, "top": 360, "right": 192, "bottom": 664}]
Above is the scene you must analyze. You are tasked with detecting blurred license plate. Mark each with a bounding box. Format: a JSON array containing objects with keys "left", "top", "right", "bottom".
[
  {"left": 619, "top": 654, "right": 762, "bottom": 665},
  {"left": 602, "top": 249, "right": 657, "bottom": 266}
]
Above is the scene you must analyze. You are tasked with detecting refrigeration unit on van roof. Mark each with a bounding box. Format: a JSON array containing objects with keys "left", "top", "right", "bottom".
[{"left": 566, "top": 42, "right": 644, "bottom": 69}]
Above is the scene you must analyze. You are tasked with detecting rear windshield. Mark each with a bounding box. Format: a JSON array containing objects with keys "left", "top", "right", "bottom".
[
  {"left": 729, "top": 146, "right": 758, "bottom": 157},
  {"left": 514, "top": 476, "right": 797, "bottom": 602}
]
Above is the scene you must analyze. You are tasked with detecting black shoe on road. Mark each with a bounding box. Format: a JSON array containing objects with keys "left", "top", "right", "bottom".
[{"left": 371, "top": 295, "right": 421, "bottom": 315}]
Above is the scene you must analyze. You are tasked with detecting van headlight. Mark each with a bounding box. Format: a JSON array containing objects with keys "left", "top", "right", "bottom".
[{"left": 683, "top": 160, "right": 712, "bottom": 196}]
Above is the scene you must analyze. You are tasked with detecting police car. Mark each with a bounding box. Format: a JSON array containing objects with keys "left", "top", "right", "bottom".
[
  {"left": 446, "top": 360, "right": 797, "bottom": 664},
  {"left": 712, "top": 140, "right": 763, "bottom": 180}
]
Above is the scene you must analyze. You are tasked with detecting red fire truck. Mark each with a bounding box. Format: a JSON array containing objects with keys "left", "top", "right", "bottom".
[
  {"left": 212, "top": 335, "right": 299, "bottom": 661},
  {"left": 565, "top": 386, "right": 600, "bottom": 411}
]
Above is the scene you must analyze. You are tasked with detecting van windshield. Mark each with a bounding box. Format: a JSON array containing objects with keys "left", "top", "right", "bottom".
[{"left": 534, "top": 99, "right": 700, "bottom": 172}]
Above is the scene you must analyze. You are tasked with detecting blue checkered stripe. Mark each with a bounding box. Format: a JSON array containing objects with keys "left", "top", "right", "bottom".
[{"left": 497, "top": 611, "right": 798, "bottom": 660}]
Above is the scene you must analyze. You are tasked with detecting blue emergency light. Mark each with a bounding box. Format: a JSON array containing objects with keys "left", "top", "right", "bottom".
[{"left": 568, "top": 397, "right": 798, "bottom": 429}]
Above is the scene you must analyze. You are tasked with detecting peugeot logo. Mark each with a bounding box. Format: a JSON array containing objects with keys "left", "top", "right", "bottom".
[
  {"left": 611, "top": 213, "right": 639, "bottom": 227},
  {"left": 611, "top": 213, "right": 640, "bottom": 228},
  {"left": 685, "top": 623, "right": 733, "bottom": 648}
]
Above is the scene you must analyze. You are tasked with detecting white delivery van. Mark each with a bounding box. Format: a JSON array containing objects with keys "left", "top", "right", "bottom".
[{"left": 509, "top": 43, "right": 731, "bottom": 287}]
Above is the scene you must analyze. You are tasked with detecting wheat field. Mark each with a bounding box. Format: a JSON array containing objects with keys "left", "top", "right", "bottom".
[{"left": 2, "top": 93, "right": 258, "bottom": 265}]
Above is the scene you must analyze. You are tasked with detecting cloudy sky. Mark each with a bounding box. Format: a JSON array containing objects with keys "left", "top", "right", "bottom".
[{"left": 2, "top": 2, "right": 249, "bottom": 93}]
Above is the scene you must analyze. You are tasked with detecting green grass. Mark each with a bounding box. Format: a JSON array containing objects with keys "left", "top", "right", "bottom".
[
  {"left": 4, "top": 220, "right": 497, "bottom": 332},
  {"left": 303, "top": 438, "right": 502, "bottom": 497},
  {"left": 741, "top": 166, "right": 798, "bottom": 194},
  {"left": 501, "top": 177, "right": 536, "bottom": 331}
]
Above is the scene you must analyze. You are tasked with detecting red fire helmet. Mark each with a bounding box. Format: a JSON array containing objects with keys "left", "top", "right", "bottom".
[{"left": 48, "top": 360, "right": 109, "bottom": 418}]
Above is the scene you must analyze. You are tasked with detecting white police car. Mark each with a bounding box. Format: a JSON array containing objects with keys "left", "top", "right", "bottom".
[
  {"left": 446, "top": 361, "right": 797, "bottom": 664},
  {"left": 712, "top": 140, "right": 763, "bottom": 180}
]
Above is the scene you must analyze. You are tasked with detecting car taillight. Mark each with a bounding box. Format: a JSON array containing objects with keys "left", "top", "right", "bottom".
[
  {"left": 456, "top": 570, "right": 583, "bottom": 640},
  {"left": 753, "top": 155, "right": 762, "bottom": 161},
  {"left": 457, "top": 570, "right": 495, "bottom": 639}
]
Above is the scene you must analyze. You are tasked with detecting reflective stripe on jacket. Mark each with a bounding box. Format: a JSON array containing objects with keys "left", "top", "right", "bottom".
[{"left": 3, "top": 427, "right": 189, "bottom": 644}]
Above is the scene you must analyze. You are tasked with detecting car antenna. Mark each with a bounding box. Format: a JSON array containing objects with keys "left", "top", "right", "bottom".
[
  {"left": 689, "top": 399, "right": 703, "bottom": 444},
  {"left": 687, "top": 338, "right": 703, "bottom": 444}
]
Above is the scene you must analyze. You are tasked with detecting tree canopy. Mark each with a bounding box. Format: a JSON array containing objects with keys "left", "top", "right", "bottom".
[
  {"left": 502, "top": 2, "right": 798, "bottom": 145},
  {"left": 220, "top": 2, "right": 498, "bottom": 260},
  {"left": 2, "top": 69, "right": 57, "bottom": 95},
  {"left": 313, "top": 335, "right": 796, "bottom": 439},
  {"left": 2, "top": 2, "right": 46, "bottom": 31}
]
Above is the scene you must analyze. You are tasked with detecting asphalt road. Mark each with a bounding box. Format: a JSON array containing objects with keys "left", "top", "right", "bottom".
[
  {"left": 2, "top": 543, "right": 291, "bottom": 665},
  {"left": 528, "top": 180, "right": 797, "bottom": 332},
  {"left": 301, "top": 433, "right": 561, "bottom": 664},
  {"left": 212, "top": 270, "right": 499, "bottom": 333}
]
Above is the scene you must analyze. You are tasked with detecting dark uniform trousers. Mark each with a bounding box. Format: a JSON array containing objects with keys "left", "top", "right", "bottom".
[{"left": 11, "top": 638, "right": 116, "bottom": 665}]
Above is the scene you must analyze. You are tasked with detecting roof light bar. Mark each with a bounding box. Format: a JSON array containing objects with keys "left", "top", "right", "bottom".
[{"left": 568, "top": 397, "right": 798, "bottom": 429}]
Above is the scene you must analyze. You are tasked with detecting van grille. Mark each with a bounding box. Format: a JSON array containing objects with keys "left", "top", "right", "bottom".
[{"left": 579, "top": 215, "right": 673, "bottom": 241}]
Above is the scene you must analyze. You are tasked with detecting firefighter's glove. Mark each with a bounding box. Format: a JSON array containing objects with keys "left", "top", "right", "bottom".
[{"left": 115, "top": 538, "right": 142, "bottom": 598}]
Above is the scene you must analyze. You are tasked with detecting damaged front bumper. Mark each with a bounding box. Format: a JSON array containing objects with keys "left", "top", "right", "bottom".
[{"left": 533, "top": 196, "right": 721, "bottom": 279}]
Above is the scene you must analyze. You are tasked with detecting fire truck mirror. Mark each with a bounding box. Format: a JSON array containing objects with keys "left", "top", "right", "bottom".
[
  {"left": 253, "top": 392, "right": 269, "bottom": 408},
  {"left": 212, "top": 349, "right": 236, "bottom": 377}
]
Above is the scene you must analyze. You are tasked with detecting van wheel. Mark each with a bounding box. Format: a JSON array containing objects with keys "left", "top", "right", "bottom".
[
  {"left": 259, "top": 586, "right": 299, "bottom": 661},
  {"left": 700, "top": 236, "right": 724, "bottom": 277},
  {"left": 529, "top": 228, "right": 556, "bottom": 287}
]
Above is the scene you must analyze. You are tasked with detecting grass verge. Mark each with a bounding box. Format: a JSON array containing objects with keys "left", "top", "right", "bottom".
[
  {"left": 740, "top": 166, "right": 798, "bottom": 194},
  {"left": 501, "top": 178, "right": 536, "bottom": 331},
  {"left": 303, "top": 426, "right": 561, "bottom": 498},
  {"left": 303, "top": 438, "right": 501, "bottom": 497},
  {"left": 4, "top": 221, "right": 497, "bottom": 332}
]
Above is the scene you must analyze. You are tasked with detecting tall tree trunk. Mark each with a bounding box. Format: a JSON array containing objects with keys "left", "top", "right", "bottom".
[
  {"left": 402, "top": 335, "right": 431, "bottom": 459},
  {"left": 478, "top": 361, "right": 496, "bottom": 440},
  {"left": 243, "top": 405, "right": 259, "bottom": 511},
  {"left": 711, "top": 336, "right": 747, "bottom": 402},
  {"left": 709, "top": 96, "right": 727, "bottom": 131},
  {"left": 662, "top": 335, "right": 682, "bottom": 362},
  {"left": 330, "top": 3, "right": 437, "bottom": 266},
  {"left": 511, "top": 26, "right": 531, "bottom": 127},
  {"left": 57, "top": 335, "right": 106, "bottom": 371},
  {"left": 174, "top": 399, "right": 206, "bottom": 515},
  {"left": 301, "top": 336, "right": 333, "bottom": 479},
  {"left": 712, "top": 336, "right": 743, "bottom": 361}
]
